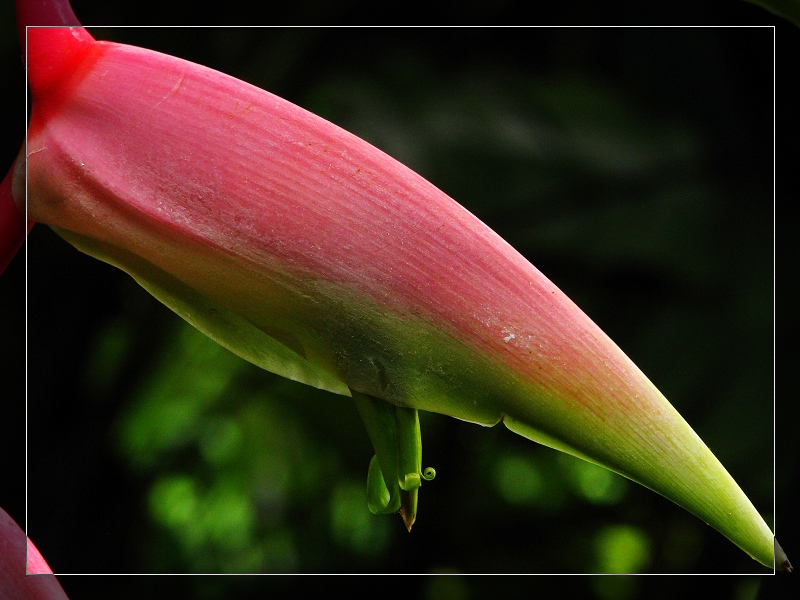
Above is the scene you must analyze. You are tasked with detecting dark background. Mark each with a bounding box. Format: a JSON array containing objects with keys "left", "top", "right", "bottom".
[{"left": 1, "top": 1, "right": 796, "bottom": 598}]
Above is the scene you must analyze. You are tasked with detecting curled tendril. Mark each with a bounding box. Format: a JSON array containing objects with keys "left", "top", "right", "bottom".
[{"left": 422, "top": 467, "right": 436, "bottom": 481}]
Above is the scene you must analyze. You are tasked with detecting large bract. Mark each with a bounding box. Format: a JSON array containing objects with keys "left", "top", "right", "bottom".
[{"left": 8, "top": 0, "right": 788, "bottom": 572}]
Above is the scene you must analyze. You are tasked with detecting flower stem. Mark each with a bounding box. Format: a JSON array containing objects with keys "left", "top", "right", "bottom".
[{"left": 14, "top": 0, "right": 82, "bottom": 43}]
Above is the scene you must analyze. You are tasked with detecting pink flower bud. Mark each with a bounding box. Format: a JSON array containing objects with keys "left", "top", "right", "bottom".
[{"left": 15, "top": 5, "right": 787, "bottom": 572}]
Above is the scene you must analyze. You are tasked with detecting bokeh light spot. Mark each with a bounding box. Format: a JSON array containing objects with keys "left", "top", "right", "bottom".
[
  {"left": 559, "top": 454, "right": 627, "bottom": 505},
  {"left": 593, "top": 524, "right": 652, "bottom": 573},
  {"left": 493, "top": 455, "right": 544, "bottom": 505},
  {"left": 329, "top": 481, "right": 390, "bottom": 557},
  {"left": 200, "top": 485, "right": 254, "bottom": 550},
  {"left": 200, "top": 417, "right": 244, "bottom": 466},
  {"left": 148, "top": 475, "right": 198, "bottom": 530}
]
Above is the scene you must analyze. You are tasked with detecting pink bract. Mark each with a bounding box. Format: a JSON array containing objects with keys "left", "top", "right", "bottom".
[{"left": 12, "top": 2, "right": 786, "bottom": 573}]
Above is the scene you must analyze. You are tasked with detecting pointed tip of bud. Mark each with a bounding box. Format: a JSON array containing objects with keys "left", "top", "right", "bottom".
[
  {"left": 400, "top": 507, "right": 415, "bottom": 532},
  {"left": 776, "top": 539, "right": 792, "bottom": 573},
  {"left": 403, "top": 515, "right": 415, "bottom": 532},
  {"left": 399, "top": 489, "right": 418, "bottom": 532}
]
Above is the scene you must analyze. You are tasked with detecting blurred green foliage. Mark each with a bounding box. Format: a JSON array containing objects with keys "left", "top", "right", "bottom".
[{"left": 16, "top": 20, "right": 779, "bottom": 596}]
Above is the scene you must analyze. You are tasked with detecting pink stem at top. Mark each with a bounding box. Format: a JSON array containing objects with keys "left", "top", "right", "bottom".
[
  {"left": 2, "top": 0, "right": 94, "bottom": 275},
  {"left": 14, "top": 0, "right": 83, "bottom": 44}
]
